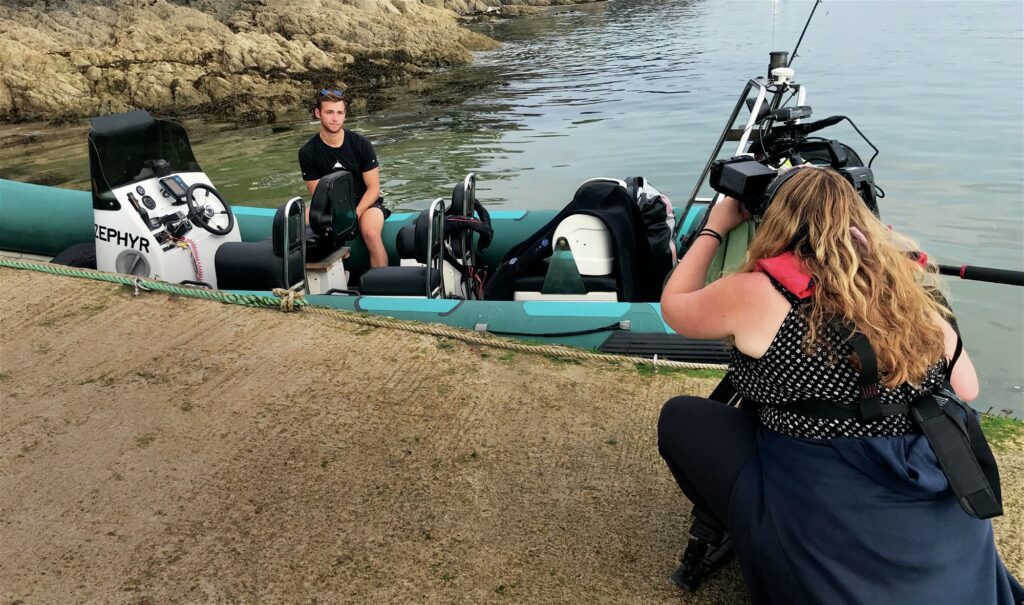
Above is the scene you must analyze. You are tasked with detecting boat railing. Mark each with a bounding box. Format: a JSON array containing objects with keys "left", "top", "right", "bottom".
[
  {"left": 424, "top": 197, "right": 445, "bottom": 298},
  {"left": 280, "top": 196, "right": 307, "bottom": 294}
]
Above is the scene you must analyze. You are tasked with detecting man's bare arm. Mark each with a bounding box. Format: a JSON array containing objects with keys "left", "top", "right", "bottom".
[
  {"left": 355, "top": 168, "right": 381, "bottom": 218},
  {"left": 303, "top": 179, "right": 320, "bottom": 223}
]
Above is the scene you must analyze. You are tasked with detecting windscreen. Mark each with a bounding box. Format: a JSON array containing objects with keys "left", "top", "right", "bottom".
[{"left": 88, "top": 110, "right": 202, "bottom": 209}]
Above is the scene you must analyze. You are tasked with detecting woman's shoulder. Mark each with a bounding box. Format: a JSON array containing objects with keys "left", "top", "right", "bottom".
[
  {"left": 720, "top": 270, "right": 777, "bottom": 296},
  {"left": 718, "top": 270, "right": 792, "bottom": 320},
  {"left": 725, "top": 271, "right": 797, "bottom": 359}
]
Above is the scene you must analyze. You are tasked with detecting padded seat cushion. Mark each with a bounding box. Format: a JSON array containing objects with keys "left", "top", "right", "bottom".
[
  {"left": 216, "top": 240, "right": 304, "bottom": 290},
  {"left": 360, "top": 266, "right": 441, "bottom": 296},
  {"left": 513, "top": 273, "right": 617, "bottom": 293}
]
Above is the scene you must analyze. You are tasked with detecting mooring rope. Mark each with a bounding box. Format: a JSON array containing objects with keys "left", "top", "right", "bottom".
[{"left": 0, "top": 258, "right": 727, "bottom": 372}]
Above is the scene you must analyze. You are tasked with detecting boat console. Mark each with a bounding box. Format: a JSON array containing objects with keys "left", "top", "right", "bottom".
[{"left": 88, "top": 111, "right": 242, "bottom": 288}]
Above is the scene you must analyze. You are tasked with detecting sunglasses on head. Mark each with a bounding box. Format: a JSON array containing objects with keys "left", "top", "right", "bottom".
[{"left": 318, "top": 88, "right": 346, "bottom": 99}]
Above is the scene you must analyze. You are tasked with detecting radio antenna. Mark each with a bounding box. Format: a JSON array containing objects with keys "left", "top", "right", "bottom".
[{"left": 788, "top": 0, "right": 822, "bottom": 67}]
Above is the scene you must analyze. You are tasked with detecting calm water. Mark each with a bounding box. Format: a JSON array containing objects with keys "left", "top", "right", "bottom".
[{"left": 2, "top": 0, "right": 1022, "bottom": 414}]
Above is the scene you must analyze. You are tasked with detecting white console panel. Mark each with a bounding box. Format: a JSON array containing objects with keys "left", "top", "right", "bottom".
[{"left": 93, "top": 171, "right": 241, "bottom": 289}]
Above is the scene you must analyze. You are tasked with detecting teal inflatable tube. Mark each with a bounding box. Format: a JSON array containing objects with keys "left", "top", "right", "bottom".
[
  {"left": 0, "top": 179, "right": 331, "bottom": 256},
  {"left": 0, "top": 179, "right": 94, "bottom": 257}
]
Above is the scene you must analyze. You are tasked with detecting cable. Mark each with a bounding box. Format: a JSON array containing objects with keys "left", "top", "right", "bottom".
[
  {"left": 838, "top": 116, "right": 880, "bottom": 168},
  {"left": 175, "top": 237, "right": 204, "bottom": 282}
]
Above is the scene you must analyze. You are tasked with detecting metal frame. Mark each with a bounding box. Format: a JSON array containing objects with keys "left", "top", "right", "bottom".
[
  {"left": 280, "top": 196, "right": 308, "bottom": 294},
  {"left": 424, "top": 197, "right": 445, "bottom": 298},
  {"left": 459, "top": 173, "right": 477, "bottom": 271},
  {"left": 460, "top": 173, "right": 478, "bottom": 299},
  {"left": 461, "top": 172, "right": 477, "bottom": 216},
  {"left": 673, "top": 75, "right": 804, "bottom": 241}
]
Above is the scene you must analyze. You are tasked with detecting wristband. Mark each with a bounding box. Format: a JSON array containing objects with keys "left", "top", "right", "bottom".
[{"left": 697, "top": 228, "right": 723, "bottom": 244}]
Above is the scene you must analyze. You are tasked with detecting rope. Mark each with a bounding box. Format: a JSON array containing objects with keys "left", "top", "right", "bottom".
[
  {"left": 0, "top": 258, "right": 301, "bottom": 310},
  {"left": 271, "top": 288, "right": 302, "bottom": 312},
  {"left": 0, "top": 258, "right": 727, "bottom": 372}
]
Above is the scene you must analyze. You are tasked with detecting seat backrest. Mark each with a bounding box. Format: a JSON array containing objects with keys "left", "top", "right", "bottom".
[
  {"left": 413, "top": 205, "right": 442, "bottom": 265},
  {"left": 396, "top": 223, "right": 417, "bottom": 259},
  {"left": 308, "top": 170, "right": 358, "bottom": 247},
  {"left": 446, "top": 173, "right": 493, "bottom": 261},
  {"left": 551, "top": 214, "right": 613, "bottom": 276}
]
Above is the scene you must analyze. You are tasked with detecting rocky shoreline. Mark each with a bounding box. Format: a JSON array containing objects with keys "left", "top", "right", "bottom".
[{"left": 0, "top": 0, "right": 599, "bottom": 124}]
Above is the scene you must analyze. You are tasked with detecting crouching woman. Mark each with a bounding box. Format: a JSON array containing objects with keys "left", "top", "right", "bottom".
[{"left": 657, "top": 167, "right": 1022, "bottom": 603}]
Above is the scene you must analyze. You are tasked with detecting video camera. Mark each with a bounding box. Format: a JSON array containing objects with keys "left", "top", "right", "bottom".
[{"left": 710, "top": 142, "right": 879, "bottom": 217}]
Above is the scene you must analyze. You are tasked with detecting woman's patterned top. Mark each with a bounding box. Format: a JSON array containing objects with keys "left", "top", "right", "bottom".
[{"left": 728, "top": 277, "right": 946, "bottom": 439}]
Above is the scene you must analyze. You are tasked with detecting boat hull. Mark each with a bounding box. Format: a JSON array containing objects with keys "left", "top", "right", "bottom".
[{"left": 0, "top": 178, "right": 727, "bottom": 363}]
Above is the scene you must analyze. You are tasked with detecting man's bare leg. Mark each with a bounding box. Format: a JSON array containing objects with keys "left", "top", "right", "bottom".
[{"left": 360, "top": 207, "right": 389, "bottom": 268}]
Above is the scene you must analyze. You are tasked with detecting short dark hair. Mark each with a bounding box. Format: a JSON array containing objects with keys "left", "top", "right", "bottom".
[{"left": 314, "top": 88, "right": 346, "bottom": 112}]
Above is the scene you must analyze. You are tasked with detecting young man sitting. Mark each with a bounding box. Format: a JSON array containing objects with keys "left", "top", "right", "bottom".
[{"left": 298, "top": 89, "right": 389, "bottom": 268}]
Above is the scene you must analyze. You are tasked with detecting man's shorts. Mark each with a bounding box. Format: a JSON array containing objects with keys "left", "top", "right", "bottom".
[{"left": 367, "top": 197, "right": 392, "bottom": 220}]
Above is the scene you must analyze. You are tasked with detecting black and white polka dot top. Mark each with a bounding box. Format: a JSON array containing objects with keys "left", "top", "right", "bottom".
[{"left": 728, "top": 277, "right": 946, "bottom": 439}]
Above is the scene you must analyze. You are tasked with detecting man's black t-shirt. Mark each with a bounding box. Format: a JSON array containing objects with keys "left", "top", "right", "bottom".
[{"left": 298, "top": 129, "right": 379, "bottom": 199}]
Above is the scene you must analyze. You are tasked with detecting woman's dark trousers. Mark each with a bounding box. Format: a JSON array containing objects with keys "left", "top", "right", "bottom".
[{"left": 657, "top": 395, "right": 758, "bottom": 542}]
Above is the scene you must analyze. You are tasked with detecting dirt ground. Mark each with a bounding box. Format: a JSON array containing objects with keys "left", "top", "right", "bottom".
[{"left": 1, "top": 266, "right": 1022, "bottom": 605}]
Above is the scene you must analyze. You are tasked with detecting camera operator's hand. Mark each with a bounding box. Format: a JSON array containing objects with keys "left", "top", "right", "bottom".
[{"left": 706, "top": 196, "right": 750, "bottom": 235}]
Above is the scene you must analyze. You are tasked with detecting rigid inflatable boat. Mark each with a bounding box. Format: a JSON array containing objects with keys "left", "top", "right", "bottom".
[{"left": 0, "top": 53, "right": 885, "bottom": 364}]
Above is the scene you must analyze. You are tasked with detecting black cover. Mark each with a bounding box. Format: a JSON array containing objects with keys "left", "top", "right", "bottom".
[
  {"left": 484, "top": 180, "right": 658, "bottom": 302},
  {"left": 598, "top": 332, "right": 730, "bottom": 364},
  {"left": 624, "top": 176, "right": 676, "bottom": 289}
]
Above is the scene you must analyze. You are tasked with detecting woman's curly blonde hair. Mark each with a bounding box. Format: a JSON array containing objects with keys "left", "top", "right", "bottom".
[{"left": 741, "top": 167, "right": 949, "bottom": 387}]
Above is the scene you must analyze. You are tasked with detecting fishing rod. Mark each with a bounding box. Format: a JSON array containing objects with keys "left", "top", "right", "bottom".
[
  {"left": 767, "top": 1, "right": 822, "bottom": 113},
  {"left": 937, "top": 264, "right": 1024, "bottom": 287},
  {"left": 788, "top": 0, "right": 823, "bottom": 68}
]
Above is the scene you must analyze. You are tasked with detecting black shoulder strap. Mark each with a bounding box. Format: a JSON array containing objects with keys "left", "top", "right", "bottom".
[
  {"left": 945, "top": 326, "right": 963, "bottom": 382},
  {"left": 834, "top": 324, "right": 885, "bottom": 422}
]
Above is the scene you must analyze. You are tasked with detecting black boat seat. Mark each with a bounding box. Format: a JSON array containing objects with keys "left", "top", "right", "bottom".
[
  {"left": 360, "top": 266, "right": 441, "bottom": 296},
  {"left": 306, "top": 170, "right": 358, "bottom": 263},
  {"left": 360, "top": 199, "right": 444, "bottom": 296},
  {"left": 216, "top": 198, "right": 304, "bottom": 291}
]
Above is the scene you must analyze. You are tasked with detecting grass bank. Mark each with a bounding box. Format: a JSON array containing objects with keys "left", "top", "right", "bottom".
[{"left": 0, "top": 266, "right": 1020, "bottom": 603}]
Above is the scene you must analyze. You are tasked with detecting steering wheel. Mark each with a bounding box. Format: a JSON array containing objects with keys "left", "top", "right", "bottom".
[{"left": 185, "top": 183, "right": 235, "bottom": 236}]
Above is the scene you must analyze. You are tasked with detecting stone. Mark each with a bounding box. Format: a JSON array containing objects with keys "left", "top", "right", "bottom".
[{"left": 0, "top": 0, "right": 597, "bottom": 123}]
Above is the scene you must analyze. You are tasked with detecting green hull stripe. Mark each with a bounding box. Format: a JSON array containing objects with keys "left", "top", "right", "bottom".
[
  {"left": 522, "top": 301, "right": 631, "bottom": 317},
  {"left": 355, "top": 297, "right": 461, "bottom": 313}
]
